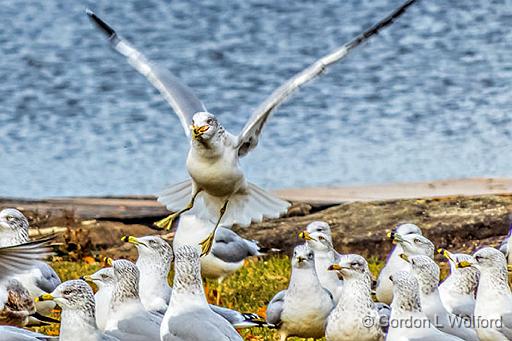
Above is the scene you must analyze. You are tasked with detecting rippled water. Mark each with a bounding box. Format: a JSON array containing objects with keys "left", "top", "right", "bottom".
[{"left": 0, "top": 0, "right": 511, "bottom": 198}]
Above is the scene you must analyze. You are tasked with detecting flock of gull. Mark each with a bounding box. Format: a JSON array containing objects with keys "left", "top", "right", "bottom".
[{"left": 2, "top": 0, "right": 510, "bottom": 340}]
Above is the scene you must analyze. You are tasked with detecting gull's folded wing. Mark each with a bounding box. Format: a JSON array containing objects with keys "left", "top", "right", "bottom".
[
  {"left": 236, "top": 0, "right": 418, "bottom": 157},
  {"left": 86, "top": 9, "right": 207, "bottom": 137},
  {"left": 0, "top": 236, "right": 54, "bottom": 280}
]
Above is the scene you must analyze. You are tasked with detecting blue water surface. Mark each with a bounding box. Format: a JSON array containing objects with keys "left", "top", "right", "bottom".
[{"left": 0, "top": 0, "right": 511, "bottom": 197}]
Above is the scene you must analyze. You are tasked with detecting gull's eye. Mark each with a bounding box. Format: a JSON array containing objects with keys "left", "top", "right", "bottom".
[
  {"left": 318, "top": 236, "right": 325, "bottom": 240},
  {"left": 414, "top": 238, "right": 421, "bottom": 244},
  {"left": 5, "top": 216, "right": 15, "bottom": 222},
  {"left": 149, "top": 240, "right": 157, "bottom": 246},
  {"left": 475, "top": 255, "right": 482, "bottom": 262},
  {"left": 62, "top": 289, "right": 72, "bottom": 296},
  {"left": 316, "top": 228, "right": 322, "bottom": 232},
  {"left": 207, "top": 118, "right": 214, "bottom": 125},
  {"left": 308, "top": 253, "right": 314, "bottom": 259},
  {"left": 101, "top": 274, "right": 107, "bottom": 279},
  {"left": 350, "top": 261, "right": 359, "bottom": 268}
]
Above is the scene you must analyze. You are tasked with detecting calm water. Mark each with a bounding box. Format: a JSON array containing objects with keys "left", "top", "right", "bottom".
[{"left": 1, "top": 0, "right": 511, "bottom": 198}]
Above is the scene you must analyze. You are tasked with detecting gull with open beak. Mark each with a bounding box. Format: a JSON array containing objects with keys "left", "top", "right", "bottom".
[
  {"left": 375, "top": 223, "right": 423, "bottom": 304},
  {"left": 266, "top": 244, "right": 334, "bottom": 340},
  {"left": 438, "top": 248, "right": 479, "bottom": 318},
  {"left": 325, "top": 254, "right": 384, "bottom": 341},
  {"left": 299, "top": 221, "right": 342, "bottom": 302},
  {"left": 86, "top": 0, "right": 419, "bottom": 256},
  {"left": 456, "top": 247, "right": 512, "bottom": 340}
]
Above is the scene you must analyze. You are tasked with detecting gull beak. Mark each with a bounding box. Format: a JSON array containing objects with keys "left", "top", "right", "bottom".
[
  {"left": 399, "top": 253, "right": 410, "bottom": 263},
  {"left": 121, "top": 235, "right": 145, "bottom": 246},
  {"left": 190, "top": 124, "right": 209, "bottom": 139},
  {"left": 393, "top": 233, "right": 409, "bottom": 245},
  {"left": 35, "top": 293, "right": 54, "bottom": 302},
  {"left": 328, "top": 264, "right": 342, "bottom": 271},
  {"left": 296, "top": 256, "right": 306, "bottom": 264},
  {"left": 298, "top": 231, "right": 315, "bottom": 241},
  {"left": 507, "top": 264, "right": 512, "bottom": 272},
  {"left": 437, "top": 248, "right": 454, "bottom": 262},
  {"left": 456, "top": 260, "right": 473, "bottom": 269},
  {"left": 102, "top": 257, "right": 113, "bottom": 266},
  {"left": 81, "top": 275, "right": 93, "bottom": 283}
]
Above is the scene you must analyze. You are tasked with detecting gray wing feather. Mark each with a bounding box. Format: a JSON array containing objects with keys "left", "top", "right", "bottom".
[
  {"left": 0, "top": 326, "right": 57, "bottom": 340},
  {"left": 34, "top": 262, "right": 61, "bottom": 293},
  {"left": 211, "top": 228, "right": 260, "bottom": 263},
  {"left": 115, "top": 312, "right": 161, "bottom": 339},
  {"left": 87, "top": 10, "right": 206, "bottom": 137},
  {"left": 236, "top": 0, "right": 418, "bottom": 157},
  {"left": 0, "top": 238, "right": 54, "bottom": 281},
  {"left": 266, "top": 290, "right": 286, "bottom": 326},
  {"left": 166, "top": 309, "right": 242, "bottom": 341},
  {"left": 499, "top": 236, "right": 509, "bottom": 255}
]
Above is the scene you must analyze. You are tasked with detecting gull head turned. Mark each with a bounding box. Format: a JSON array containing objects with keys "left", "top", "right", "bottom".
[{"left": 190, "top": 112, "right": 220, "bottom": 140}]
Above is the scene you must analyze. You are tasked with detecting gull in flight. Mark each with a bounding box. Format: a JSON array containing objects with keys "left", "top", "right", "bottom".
[{"left": 86, "top": 0, "right": 418, "bottom": 255}]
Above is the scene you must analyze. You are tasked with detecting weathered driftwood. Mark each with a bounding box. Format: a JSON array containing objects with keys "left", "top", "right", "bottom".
[{"left": 2, "top": 194, "right": 511, "bottom": 259}]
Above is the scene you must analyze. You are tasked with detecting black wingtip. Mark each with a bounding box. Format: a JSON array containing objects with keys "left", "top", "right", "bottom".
[
  {"left": 86, "top": 8, "right": 117, "bottom": 39},
  {"left": 31, "top": 312, "right": 60, "bottom": 324}
]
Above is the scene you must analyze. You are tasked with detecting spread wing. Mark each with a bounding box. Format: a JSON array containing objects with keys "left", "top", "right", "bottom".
[
  {"left": 0, "top": 237, "right": 54, "bottom": 281},
  {"left": 236, "top": 0, "right": 418, "bottom": 157},
  {"left": 86, "top": 10, "right": 207, "bottom": 137}
]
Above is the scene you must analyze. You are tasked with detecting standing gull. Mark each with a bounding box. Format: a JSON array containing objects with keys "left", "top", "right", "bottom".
[
  {"left": 376, "top": 223, "right": 422, "bottom": 304},
  {"left": 104, "top": 259, "right": 161, "bottom": 340},
  {"left": 457, "top": 247, "right": 512, "bottom": 340},
  {"left": 161, "top": 245, "right": 242, "bottom": 341},
  {"left": 86, "top": 0, "right": 419, "bottom": 256},
  {"left": 121, "top": 234, "right": 268, "bottom": 328},
  {"left": 325, "top": 254, "right": 384, "bottom": 341},
  {"left": 82, "top": 268, "right": 115, "bottom": 331},
  {"left": 404, "top": 254, "right": 478, "bottom": 340},
  {"left": 387, "top": 271, "right": 463, "bottom": 341},
  {"left": 266, "top": 244, "right": 334, "bottom": 340},
  {"left": 438, "top": 248, "right": 479, "bottom": 318},
  {"left": 37, "top": 280, "right": 118, "bottom": 341},
  {"left": 120, "top": 235, "right": 173, "bottom": 315},
  {"left": 299, "top": 221, "right": 342, "bottom": 302},
  {"left": 0, "top": 209, "right": 61, "bottom": 318}
]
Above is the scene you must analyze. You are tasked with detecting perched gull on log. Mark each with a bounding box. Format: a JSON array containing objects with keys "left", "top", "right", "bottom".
[
  {"left": 82, "top": 268, "right": 115, "bottom": 331},
  {"left": 457, "top": 247, "right": 512, "bottom": 340},
  {"left": 299, "top": 220, "right": 342, "bottom": 302},
  {"left": 387, "top": 271, "right": 463, "bottom": 341},
  {"left": 0, "top": 209, "right": 61, "bottom": 319},
  {"left": 161, "top": 245, "right": 243, "bottom": 341},
  {"left": 121, "top": 234, "right": 268, "bottom": 328},
  {"left": 375, "top": 223, "right": 422, "bottom": 304},
  {"left": 326, "top": 254, "right": 384, "bottom": 341},
  {"left": 438, "top": 248, "right": 479, "bottom": 318},
  {"left": 266, "top": 244, "right": 334, "bottom": 340},
  {"left": 86, "top": 0, "right": 418, "bottom": 256},
  {"left": 36, "top": 280, "right": 118, "bottom": 341},
  {"left": 404, "top": 254, "right": 479, "bottom": 340}
]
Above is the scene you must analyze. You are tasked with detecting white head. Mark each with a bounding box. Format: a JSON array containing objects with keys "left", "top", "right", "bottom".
[
  {"left": 393, "top": 233, "right": 434, "bottom": 258},
  {"left": 0, "top": 208, "right": 29, "bottom": 246},
  {"left": 40, "top": 280, "right": 95, "bottom": 314},
  {"left": 83, "top": 267, "right": 115, "bottom": 290},
  {"left": 122, "top": 235, "right": 173, "bottom": 277},
  {"left": 190, "top": 112, "right": 221, "bottom": 141},
  {"left": 291, "top": 244, "right": 315, "bottom": 269},
  {"left": 328, "top": 254, "right": 370, "bottom": 283},
  {"left": 459, "top": 247, "right": 507, "bottom": 273}
]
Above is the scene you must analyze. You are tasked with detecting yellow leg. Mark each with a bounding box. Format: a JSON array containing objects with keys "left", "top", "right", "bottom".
[
  {"left": 154, "top": 190, "right": 201, "bottom": 230},
  {"left": 215, "top": 278, "right": 223, "bottom": 305},
  {"left": 200, "top": 200, "right": 229, "bottom": 256}
]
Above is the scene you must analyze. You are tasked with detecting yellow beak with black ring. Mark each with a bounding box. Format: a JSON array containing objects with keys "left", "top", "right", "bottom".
[
  {"left": 399, "top": 253, "right": 410, "bottom": 263},
  {"left": 102, "top": 257, "right": 113, "bottom": 266},
  {"left": 121, "top": 235, "right": 146, "bottom": 247},
  {"left": 190, "top": 124, "right": 209, "bottom": 139},
  {"left": 81, "top": 275, "right": 93, "bottom": 283},
  {"left": 456, "top": 260, "right": 473, "bottom": 269},
  {"left": 437, "top": 248, "right": 454, "bottom": 262},
  {"left": 298, "top": 231, "right": 315, "bottom": 241},
  {"left": 35, "top": 293, "right": 54, "bottom": 303},
  {"left": 327, "top": 263, "right": 342, "bottom": 271}
]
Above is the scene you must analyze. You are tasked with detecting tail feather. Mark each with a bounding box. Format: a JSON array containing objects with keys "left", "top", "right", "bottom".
[{"left": 157, "top": 179, "right": 192, "bottom": 212}]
